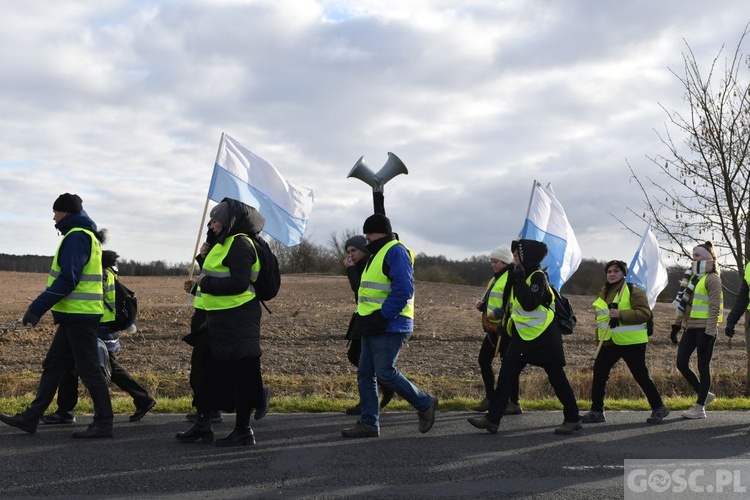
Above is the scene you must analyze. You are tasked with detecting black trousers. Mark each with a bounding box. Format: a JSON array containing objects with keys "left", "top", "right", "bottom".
[
  {"left": 590, "top": 342, "right": 663, "bottom": 412},
  {"left": 198, "top": 355, "right": 263, "bottom": 430},
  {"left": 487, "top": 357, "right": 579, "bottom": 425},
  {"left": 53, "top": 351, "right": 152, "bottom": 413},
  {"left": 676, "top": 328, "right": 716, "bottom": 405},
  {"left": 22, "top": 322, "right": 113, "bottom": 429},
  {"left": 477, "top": 331, "right": 519, "bottom": 402}
]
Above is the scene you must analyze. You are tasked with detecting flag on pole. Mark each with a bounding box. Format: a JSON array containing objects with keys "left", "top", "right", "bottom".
[
  {"left": 625, "top": 221, "right": 669, "bottom": 309},
  {"left": 207, "top": 133, "right": 314, "bottom": 247},
  {"left": 519, "top": 180, "right": 582, "bottom": 290}
]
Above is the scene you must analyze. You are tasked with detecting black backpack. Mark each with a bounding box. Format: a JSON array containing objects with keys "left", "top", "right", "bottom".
[
  {"left": 550, "top": 285, "right": 577, "bottom": 335},
  {"left": 250, "top": 235, "right": 281, "bottom": 302},
  {"left": 103, "top": 272, "right": 138, "bottom": 332}
]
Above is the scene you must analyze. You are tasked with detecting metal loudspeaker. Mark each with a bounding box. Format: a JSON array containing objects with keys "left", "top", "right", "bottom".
[
  {"left": 347, "top": 156, "right": 379, "bottom": 190},
  {"left": 347, "top": 152, "right": 408, "bottom": 193}
]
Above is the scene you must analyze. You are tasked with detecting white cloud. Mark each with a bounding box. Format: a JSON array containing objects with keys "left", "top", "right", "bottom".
[{"left": 0, "top": 0, "right": 748, "bottom": 269}]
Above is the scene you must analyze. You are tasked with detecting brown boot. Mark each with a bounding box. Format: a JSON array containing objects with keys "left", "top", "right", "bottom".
[{"left": 554, "top": 421, "right": 583, "bottom": 435}]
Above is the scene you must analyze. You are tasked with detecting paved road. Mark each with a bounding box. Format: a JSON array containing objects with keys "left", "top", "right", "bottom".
[{"left": 1, "top": 410, "right": 750, "bottom": 499}]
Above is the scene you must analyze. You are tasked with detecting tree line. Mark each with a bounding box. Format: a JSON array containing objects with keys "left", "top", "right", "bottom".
[{"left": 1, "top": 234, "right": 744, "bottom": 307}]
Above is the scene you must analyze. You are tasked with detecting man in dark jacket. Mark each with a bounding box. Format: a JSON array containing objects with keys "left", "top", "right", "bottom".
[
  {"left": 0, "top": 193, "right": 114, "bottom": 438},
  {"left": 341, "top": 214, "right": 438, "bottom": 438}
]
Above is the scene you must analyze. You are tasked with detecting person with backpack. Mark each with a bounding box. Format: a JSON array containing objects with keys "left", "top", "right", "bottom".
[
  {"left": 671, "top": 241, "right": 723, "bottom": 419},
  {"left": 467, "top": 239, "right": 581, "bottom": 436},
  {"left": 342, "top": 235, "right": 395, "bottom": 416},
  {"left": 0, "top": 193, "right": 113, "bottom": 438},
  {"left": 580, "top": 260, "right": 668, "bottom": 424},
  {"left": 472, "top": 244, "right": 521, "bottom": 415},
  {"left": 40, "top": 250, "right": 157, "bottom": 425},
  {"left": 177, "top": 198, "right": 272, "bottom": 446}
]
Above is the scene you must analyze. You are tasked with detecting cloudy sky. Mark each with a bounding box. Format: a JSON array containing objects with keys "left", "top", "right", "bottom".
[{"left": 1, "top": 0, "right": 748, "bottom": 268}]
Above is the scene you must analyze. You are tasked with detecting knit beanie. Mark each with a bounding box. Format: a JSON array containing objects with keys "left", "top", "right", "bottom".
[
  {"left": 363, "top": 213, "right": 392, "bottom": 235},
  {"left": 53, "top": 193, "right": 83, "bottom": 213},
  {"left": 693, "top": 242, "right": 715, "bottom": 261},
  {"left": 210, "top": 201, "right": 232, "bottom": 227},
  {"left": 490, "top": 244, "right": 513, "bottom": 264},
  {"left": 345, "top": 235, "right": 368, "bottom": 253}
]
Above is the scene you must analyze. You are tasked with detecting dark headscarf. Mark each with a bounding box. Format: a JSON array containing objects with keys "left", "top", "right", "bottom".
[{"left": 213, "top": 197, "right": 265, "bottom": 244}]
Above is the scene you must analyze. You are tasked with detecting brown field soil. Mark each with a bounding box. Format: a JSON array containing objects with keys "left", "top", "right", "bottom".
[{"left": 1, "top": 272, "right": 748, "bottom": 401}]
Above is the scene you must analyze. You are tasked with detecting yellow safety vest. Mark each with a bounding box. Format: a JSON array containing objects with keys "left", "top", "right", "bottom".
[
  {"left": 507, "top": 270, "right": 554, "bottom": 341},
  {"left": 689, "top": 274, "right": 724, "bottom": 323},
  {"left": 357, "top": 240, "right": 415, "bottom": 319},
  {"left": 485, "top": 272, "right": 509, "bottom": 325},
  {"left": 200, "top": 234, "right": 260, "bottom": 311},
  {"left": 48, "top": 228, "right": 103, "bottom": 315},
  {"left": 745, "top": 263, "right": 750, "bottom": 311},
  {"left": 101, "top": 269, "right": 116, "bottom": 322},
  {"left": 193, "top": 286, "right": 205, "bottom": 310},
  {"left": 592, "top": 284, "right": 648, "bottom": 345}
]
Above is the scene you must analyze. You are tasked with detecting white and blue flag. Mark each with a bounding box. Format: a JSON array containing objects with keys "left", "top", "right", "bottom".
[
  {"left": 626, "top": 221, "right": 669, "bottom": 309},
  {"left": 208, "top": 133, "right": 314, "bottom": 247},
  {"left": 519, "top": 180, "right": 582, "bottom": 290}
]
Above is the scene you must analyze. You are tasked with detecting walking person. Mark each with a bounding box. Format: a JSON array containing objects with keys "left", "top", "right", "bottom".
[
  {"left": 580, "top": 260, "right": 669, "bottom": 424},
  {"left": 176, "top": 198, "right": 269, "bottom": 446},
  {"left": 671, "top": 241, "right": 724, "bottom": 419},
  {"left": 343, "top": 234, "right": 394, "bottom": 415},
  {"left": 468, "top": 239, "right": 581, "bottom": 435},
  {"left": 40, "top": 250, "right": 157, "bottom": 425},
  {"left": 182, "top": 227, "right": 224, "bottom": 425},
  {"left": 341, "top": 214, "right": 438, "bottom": 438},
  {"left": 0, "top": 193, "right": 114, "bottom": 438},
  {"left": 724, "top": 261, "right": 750, "bottom": 341},
  {"left": 472, "top": 244, "right": 521, "bottom": 415}
]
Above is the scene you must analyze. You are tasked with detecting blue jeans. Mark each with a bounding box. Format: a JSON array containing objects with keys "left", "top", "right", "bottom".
[{"left": 357, "top": 332, "right": 432, "bottom": 428}]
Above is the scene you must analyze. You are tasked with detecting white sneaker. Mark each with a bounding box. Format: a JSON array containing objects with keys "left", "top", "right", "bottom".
[
  {"left": 682, "top": 404, "right": 706, "bottom": 419},
  {"left": 704, "top": 392, "right": 716, "bottom": 406}
]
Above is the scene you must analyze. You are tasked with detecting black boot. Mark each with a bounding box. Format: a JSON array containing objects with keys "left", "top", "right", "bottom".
[
  {"left": 215, "top": 427, "right": 255, "bottom": 447},
  {"left": 176, "top": 413, "right": 214, "bottom": 443}
]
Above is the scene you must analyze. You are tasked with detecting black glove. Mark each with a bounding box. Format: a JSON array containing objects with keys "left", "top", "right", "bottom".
[
  {"left": 22, "top": 310, "right": 40, "bottom": 327},
  {"left": 725, "top": 325, "right": 735, "bottom": 338},
  {"left": 670, "top": 324, "right": 681, "bottom": 345},
  {"left": 608, "top": 303, "right": 618, "bottom": 329}
]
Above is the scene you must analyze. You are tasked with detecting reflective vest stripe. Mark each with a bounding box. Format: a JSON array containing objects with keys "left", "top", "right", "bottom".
[
  {"left": 102, "top": 270, "right": 116, "bottom": 322},
  {"left": 592, "top": 286, "right": 648, "bottom": 345},
  {"left": 485, "top": 273, "right": 509, "bottom": 325},
  {"left": 49, "top": 228, "right": 104, "bottom": 315},
  {"left": 357, "top": 240, "right": 415, "bottom": 319},
  {"left": 689, "top": 275, "right": 724, "bottom": 322},
  {"left": 508, "top": 270, "right": 553, "bottom": 341},
  {"left": 200, "top": 234, "right": 259, "bottom": 311}
]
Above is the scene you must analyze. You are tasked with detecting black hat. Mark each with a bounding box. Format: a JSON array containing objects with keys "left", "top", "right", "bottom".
[
  {"left": 53, "top": 193, "right": 83, "bottom": 213},
  {"left": 363, "top": 213, "right": 392, "bottom": 235},
  {"left": 102, "top": 250, "right": 119, "bottom": 268},
  {"left": 345, "top": 235, "right": 368, "bottom": 253},
  {"left": 604, "top": 260, "right": 628, "bottom": 275}
]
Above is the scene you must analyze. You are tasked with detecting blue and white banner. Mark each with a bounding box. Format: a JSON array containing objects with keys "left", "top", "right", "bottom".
[
  {"left": 626, "top": 221, "right": 669, "bottom": 309},
  {"left": 519, "top": 180, "right": 582, "bottom": 290},
  {"left": 208, "top": 133, "right": 314, "bottom": 247}
]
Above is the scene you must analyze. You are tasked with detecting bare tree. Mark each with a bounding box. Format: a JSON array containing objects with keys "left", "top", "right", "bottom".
[{"left": 626, "top": 25, "right": 750, "bottom": 274}]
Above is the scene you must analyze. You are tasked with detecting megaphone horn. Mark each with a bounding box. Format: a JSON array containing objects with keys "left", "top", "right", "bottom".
[
  {"left": 347, "top": 156, "right": 379, "bottom": 189},
  {"left": 372, "top": 152, "right": 408, "bottom": 192}
]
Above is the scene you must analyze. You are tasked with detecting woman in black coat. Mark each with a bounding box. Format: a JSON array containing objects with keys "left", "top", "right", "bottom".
[{"left": 177, "top": 198, "right": 268, "bottom": 446}]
